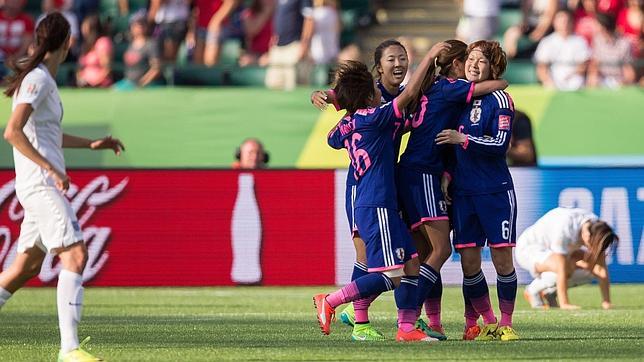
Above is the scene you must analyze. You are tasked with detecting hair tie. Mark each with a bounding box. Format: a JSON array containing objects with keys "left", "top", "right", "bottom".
[{"left": 434, "top": 57, "right": 439, "bottom": 68}]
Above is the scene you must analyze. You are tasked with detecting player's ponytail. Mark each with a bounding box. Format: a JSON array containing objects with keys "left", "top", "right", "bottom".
[
  {"left": 4, "top": 12, "right": 70, "bottom": 97},
  {"left": 584, "top": 221, "right": 618, "bottom": 269}
]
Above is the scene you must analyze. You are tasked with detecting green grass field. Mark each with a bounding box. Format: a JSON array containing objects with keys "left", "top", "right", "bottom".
[{"left": 1, "top": 285, "right": 643, "bottom": 361}]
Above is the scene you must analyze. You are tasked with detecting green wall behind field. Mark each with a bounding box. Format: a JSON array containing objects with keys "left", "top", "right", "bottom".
[{"left": 0, "top": 86, "right": 641, "bottom": 168}]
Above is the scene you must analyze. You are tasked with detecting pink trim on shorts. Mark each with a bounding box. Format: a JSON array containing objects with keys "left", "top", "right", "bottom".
[
  {"left": 411, "top": 217, "right": 450, "bottom": 231},
  {"left": 490, "top": 242, "right": 516, "bottom": 248},
  {"left": 368, "top": 264, "right": 404, "bottom": 273},
  {"left": 455, "top": 242, "right": 479, "bottom": 249},
  {"left": 393, "top": 98, "right": 403, "bottom": 119},
  {"left": 466, "top": 82, "right": 475, "bottom": 103}
]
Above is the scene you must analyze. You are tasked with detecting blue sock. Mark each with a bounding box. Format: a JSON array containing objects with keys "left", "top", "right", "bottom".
[
  {"left": 428, "top": 272, "right": 442, "bottom": 300},
  {"left": 354, "top": 272, "right": 394, "bottom": 296},
  {"left": 497, "top": 269, "right": 517, "bottom": 327},
  {"left": 416, "top": 263, "right": 438, "bottom": 306},
  {"left": 463, "top": 270, "right": 496, "bottom": 325},
  {"left": 394, "top": 276, "right": 419, "bottom": 310},
  {"left": 351, "top": 262, "right": 369, "bottom": 281}
]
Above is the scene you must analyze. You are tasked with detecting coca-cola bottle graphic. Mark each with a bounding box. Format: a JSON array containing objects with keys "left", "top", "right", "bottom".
[{"left": 230, "top": 173, "right": 263, "bottom": 284}]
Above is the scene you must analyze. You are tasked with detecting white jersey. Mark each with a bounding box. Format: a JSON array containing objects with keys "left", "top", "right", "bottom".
[
  {"left": 12, "top": 64, "right": 65, "bottom": 198},
  {"left": 518, "top": 207, "right": 597, "bottom": 255}
]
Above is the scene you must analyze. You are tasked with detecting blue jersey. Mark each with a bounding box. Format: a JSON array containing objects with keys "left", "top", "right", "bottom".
[
  {"left": 452, "top": 90, "right": 515, "bottom": 196},
  {"left": 328, "top": 100, "right": 404, "bottom": 208},
  {"left": 399, "top": 77, "right": 475, "bottom": 174}
]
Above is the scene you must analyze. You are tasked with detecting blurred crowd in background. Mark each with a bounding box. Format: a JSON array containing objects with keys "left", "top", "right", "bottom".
[{"left": 0, "top": 0, "right": 640, "bottom": 89}]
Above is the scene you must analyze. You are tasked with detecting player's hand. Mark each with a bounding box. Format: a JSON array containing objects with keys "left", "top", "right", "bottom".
[
  {"left": 441, "top": 174, "right": 452, "bottom": 205},
  {"left": 48, "top": 167, "right": 70, "bottom": 192},
  {"left": 311, "top": 91, "right": 328, "bottom": 110},
  {"left": 601, "top": 301, "right": 612, "bottom": 310},
  {"left": 427, "top": 41, "right": 451, "bottom": 59},
  {"left": 435, "top": 129, "right": 466, "bottom": 145},
  {"left": 560, "top": 303, "right": 581, "bottom": 310},
  {"left": 90, "top": 136, "right": 125, "bottom": 155}
]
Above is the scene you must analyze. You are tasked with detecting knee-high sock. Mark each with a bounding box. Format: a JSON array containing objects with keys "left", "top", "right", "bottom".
[
  {"left": 497, "top": 270, "right": 518, "bottom": 327},
  {"left": 416, "top": 264, "right": 438, "bottom": 307},
  {"left": 354, "top": 294, "right": 379, "bottom": 324},
  {"left": 527, "top": 271, "right": 557, "bottom": 295},
  {"left": 463, "top": 286, "right": 480, "bottom": 328},
  {"left": 0, "top": 287, "right": 12, "bottom": 309},
  {"left": 351, "top": 262, "right": 369, "bottom": 281},
  {"left": 395, "top": 276, "right": 419, "bottom": 332},
  {"left": 57, "top": 270, "right": 84, "bottom": 353},
  {"left": 424, "top": 272, "right": 443, "bottom": 327},
  {"left": 463, "top": 270, "right": 496, "bottom": 325},
  {"left": 326, "top": 272, "right": 394, "bottom": 308}
]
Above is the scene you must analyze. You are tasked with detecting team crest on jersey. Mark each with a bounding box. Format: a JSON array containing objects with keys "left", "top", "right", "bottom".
[
  {"left": 395, "top": 248, "right": 405, "bottom": 261},
  {"left": 470, "top": 100, "right": 482, "bottom": 124}
]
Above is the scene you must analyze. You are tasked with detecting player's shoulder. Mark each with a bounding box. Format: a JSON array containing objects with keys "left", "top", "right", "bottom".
[
  {"left": 23, "top": 66, "right": 50, "bottom": 85},
  {"left": 488, "top": 90, "right": 513, "bottom": 110}
]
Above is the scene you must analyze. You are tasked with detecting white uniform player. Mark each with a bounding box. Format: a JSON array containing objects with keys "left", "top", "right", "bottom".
[{"left": 12, "top": 65, "right": 84, "bottom": 254}]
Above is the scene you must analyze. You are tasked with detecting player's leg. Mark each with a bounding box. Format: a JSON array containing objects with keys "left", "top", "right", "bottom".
[{"left": 0, "top": 246, "right": 46, "bottom": 308}]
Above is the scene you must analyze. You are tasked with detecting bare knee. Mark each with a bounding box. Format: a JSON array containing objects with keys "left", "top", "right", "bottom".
[
  {"left": 58, "top": 242, "right": 88, "bottom": 274},
  {"left": 459, "top": 248, "right": 482, "bottom": 276},
  {"left": 404, "top": 256, "right": 420, "bottom": 276},
  {"left": 490, "top": 248, "right": 515, "bottom": 275}
]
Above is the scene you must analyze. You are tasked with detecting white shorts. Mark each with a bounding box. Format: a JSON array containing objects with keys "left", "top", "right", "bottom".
[
  {"left": 17, "top": 187, "right": 83, "bottom": 254},
  {"left": 515, "top": 232, "right": 552, "bottom": 278}
]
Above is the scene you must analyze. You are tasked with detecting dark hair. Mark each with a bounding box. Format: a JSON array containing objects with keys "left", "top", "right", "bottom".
[
  {"left": 466, "top": 40, "right": 507, "bottom": 80},
  {"left": 596, "top": 12, "right": 617, "bottom": 33},
  {"left": 372, "top": 39, "right": 407, "bottom": 78},
  {"left": 333, "top": 60, "right": 375, "bottom": 114},
  {"left": 4, "top": 12, "right": 70, "bottom": 97},
  {"left": 418, "top": 39, "right": 468, "bottom": 96},
  {"left": 80, "top": 14, "right": 103, "bottom": 55},
  {"left": 585, "top": 221, "right": 618, "bottom": 269}
]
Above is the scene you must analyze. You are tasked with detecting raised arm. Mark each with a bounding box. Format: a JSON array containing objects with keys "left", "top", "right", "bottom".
[{"left": 471, "top": 79, "right": 508, "bottom": 97}]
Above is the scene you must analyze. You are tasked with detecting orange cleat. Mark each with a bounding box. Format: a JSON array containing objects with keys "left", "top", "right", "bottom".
[
  {"left": 463, "top": 325, "right": 481, "bottom": 340},
  {"left": 313, "top": 294, "right": 335, "bottom": 335},
  {"left": 396, "top": 328, "right": 437, "bottom": 342}
]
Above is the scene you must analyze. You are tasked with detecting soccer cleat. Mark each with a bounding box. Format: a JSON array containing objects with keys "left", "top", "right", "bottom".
[
  {"left": 415, "top": 319, "right": 447, "bottom": 341},
  {"left": 313, "top": 294, "right": 335, "bottom": 335},
  {"left": 463, "top": 325, "right": 481, "bottom": 340},
  {"left": 523, "top": 289, "right": 546, "bottom": 309},
  {"left": 339, "top": 303, "right": 355, "bottom": 327},
  {"left": 496, "top": 326, "right": 520, "bottom": 341},
  {"left": 396, "top": 328, "right": 438, "bottom": 342},
  {"left": 541, "top": 291, "right": 559, "bottom": 308},
  {"left": 351, "top": 323, "right": 385, "bottom": 341},
  {"left": 474, "top": 323, "right": 499, "bottom": 341},
  {"left": 57, "top": 337, "right": 103, "bottom": 362}
]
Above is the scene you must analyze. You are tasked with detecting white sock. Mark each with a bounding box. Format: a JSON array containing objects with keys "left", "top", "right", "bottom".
[
  {"left": 568, "top": 269, "right": 594, "bottom": 288},
  {"left": 527, "top": 272, "right": 557, "bottom": 295},
  {"left": 57, "top": 270, "right": 84, "bottom": 354},
  {"left": 0, "top": 287, "right": 12, "bottom": 309}
]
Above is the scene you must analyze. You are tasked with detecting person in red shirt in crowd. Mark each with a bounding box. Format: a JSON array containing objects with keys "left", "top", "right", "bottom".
[
  {"left": 616, "top": 0, "right": 643, "bottom": 57},
  {"left": 239, "top": 0, "right": 275, "bottom": 67},
  {"left": 191, "top": 0, "right": 242, "bottom": 66},
  {"left": 0, "top": 0, "right": 34, "bottom": 63}
]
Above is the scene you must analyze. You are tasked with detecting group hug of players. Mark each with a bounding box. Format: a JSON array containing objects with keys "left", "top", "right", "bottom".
[{"left": 309, "top": 38, "right": 618, "bottom": 342}]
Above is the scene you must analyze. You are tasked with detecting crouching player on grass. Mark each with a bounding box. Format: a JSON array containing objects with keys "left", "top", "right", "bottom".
[{"left": 516, "top": 207, "right": 617, "bottom": 310}]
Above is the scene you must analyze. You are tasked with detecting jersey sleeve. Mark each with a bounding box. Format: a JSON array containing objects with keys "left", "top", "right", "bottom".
[
  {"left": 327, "top": 120, "right": 344, "bottom": 150},
  {"left": 441, "top": 78, "right": 475, "bottom": 104},
  {"left": 14, "top": 69, "right": 50, "bottom": 109},
  {"left": 371, "top": 100, "right": 403, "bottom": 130},
  {"left": 462, "top": 93, "right": 514, "bottom": 156}
]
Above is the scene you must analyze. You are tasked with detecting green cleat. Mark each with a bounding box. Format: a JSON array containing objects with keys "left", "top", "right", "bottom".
[
  {"left": 474, "top": 323, "right": 498, "bottom": 341},
  {"left": 496, "top": 326, "right": 520, "bottom": 341},
  {"left": 58, "top": 337, "right": 103, "bottom": 362},
  {"left": 351, "top": 323, "right": 386, "bottom": 341},
  {"left": 415, "top": 319, "right": 447, "bottom": 341},
  {"left": 339, "top": 303, "right": 355, "bottom": 327}
]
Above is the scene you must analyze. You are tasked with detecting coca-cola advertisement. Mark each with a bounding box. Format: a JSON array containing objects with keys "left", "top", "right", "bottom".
[{"left": 0, "top": 170, "right": 337, "bottom": 286}]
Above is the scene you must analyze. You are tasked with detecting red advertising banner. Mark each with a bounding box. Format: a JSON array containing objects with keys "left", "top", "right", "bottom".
[{"left": 0, "top": 170, "right": 336, "bottom": 286}]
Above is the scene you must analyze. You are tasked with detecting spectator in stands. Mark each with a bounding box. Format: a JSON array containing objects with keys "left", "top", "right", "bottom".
[
  {"left": 148, "top": 0, "right": 190, "bottom": 64},
  {"left": 456, "top": 0, "right": 501, "bottom": 43},
  {"left": 191, "top": 0, "right": 242, "bottom": 65},
  {"left": 309, "top": 0, "right": 339, "bottom": 66},
  {"left": 233, "top": 138, "right": 269, "bottom": 169},
  {"left": 265, "top": 0, "right": 314, "bottom": 91},
  {"left": 238, "top": 0, "right": 275, "bottom": 67},
  {"left": 588, "top": 13, "right": 636, "bottom": 88},
  {"left": 507, "top": 110, "right": 537, "bottom": 167},
  {"left": 534, "top": 9, "right": 591, "bottom": 90},
  {"left": 0, "top": 0, "right": 34, "bottom": 67},
  {"left": 40, "top": 0, "right": 80, "bottom": 57},
  {"left": 569, "top": 0, "right": 597, "bottom": 44},
  {"left": 72, "top": 0, "right": 100, "bottom": 26},
  {"left": 114, "top": 11, "right": 162, "bottom": 89},
  {"left": 504, "top": 0, "right": 559, "bottom": 59},
  {"left": 76, "top": 14, "right": 113, "bottom": 87},
  {"left": 617, "top": 0, "right": 642, "bottom": 58}
]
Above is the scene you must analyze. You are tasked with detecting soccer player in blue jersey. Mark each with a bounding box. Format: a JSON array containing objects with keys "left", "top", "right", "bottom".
[
  {"left": 311, "top": 39, "right": 412, "bottom": 341},
  {"left": 435, "top": 40, "right": 520, "bottom": 342},
  {"left": 313, "top": 41, "right": 450, "bottom": 342},
  {"left": 397, "top": 39, "right": 508, "bottom": 340}
]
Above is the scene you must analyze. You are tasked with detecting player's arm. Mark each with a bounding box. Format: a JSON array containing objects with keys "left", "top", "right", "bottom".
[
  {"left": 550, "top": 253, "right": 578, "bottom": 310},
  {"left": 436, "top": 108, "right": 512, "bottom": 156},
  {"left": 63, "top": 134, "right": 125, "bottom": 155},
  {"left": 578, "top": 254, "right": 611, "bottom": 309},
  {"left": 326, "top": 121, "right": 344, "bottom": 150},
  {"left": 310, "top": 89, "right": 339, "bottom": 111},
  {"left": 471, "top": 79, "right": 508, "bottom": 97}
]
